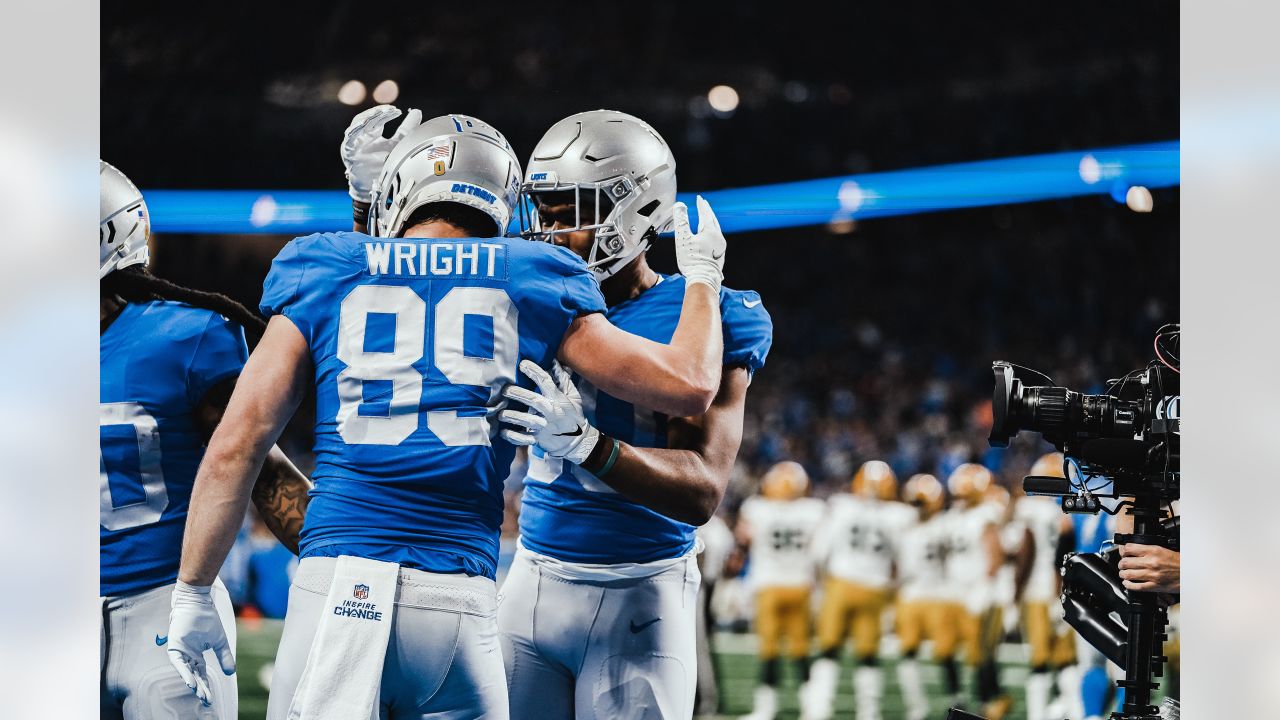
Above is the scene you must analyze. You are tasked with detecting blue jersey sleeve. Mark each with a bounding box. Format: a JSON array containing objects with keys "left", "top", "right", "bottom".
[
  {"left": 510, "top": 244, "right": 606, "bottom": 353},
  {"left": 551, "top": 247, "right": 607, "bottom": 324},
  {"left": 259, "top": 236, "right": 312, "bottom": 340},
  {"left": 186, "top": 313, "right": 249, "bottom": 405},
  {"left": 720, "top": 289, "right": 773, "bottom": 374}
]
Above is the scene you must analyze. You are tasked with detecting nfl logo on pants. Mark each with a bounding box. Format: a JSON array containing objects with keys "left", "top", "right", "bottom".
[{"left": 353, "top": 584, "right": 369, "bottom": 600}]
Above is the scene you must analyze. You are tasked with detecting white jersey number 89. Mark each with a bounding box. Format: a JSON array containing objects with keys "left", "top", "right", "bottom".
[{"left": 335, "top": 284, "right": 519, "bottom": 446}]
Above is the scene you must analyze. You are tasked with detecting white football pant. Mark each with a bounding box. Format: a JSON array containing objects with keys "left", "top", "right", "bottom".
[
  {"left": 498, "top": 545, "right": 700, "bottom": 720},
  {"left": 267, "top": 557, "right": 507, "bottom": 720},
  {"left": 100, "top": 579, "right": 237, "bottom": 720}
]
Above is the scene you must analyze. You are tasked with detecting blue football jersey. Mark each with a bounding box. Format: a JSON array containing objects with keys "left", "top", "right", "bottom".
[
  {"left": 518, "top": 274, "right": 773, "bottom": 564},
  {"left": 260, "top": 232, "right": 605, "bottom": 579},
  {"left": 100, "top": 300, "right": 249, "bottom": 596}
]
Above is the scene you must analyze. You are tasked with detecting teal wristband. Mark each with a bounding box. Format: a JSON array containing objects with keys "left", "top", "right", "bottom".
[{"left": 593, "top": 437, "right": 621, "bottom": 478}]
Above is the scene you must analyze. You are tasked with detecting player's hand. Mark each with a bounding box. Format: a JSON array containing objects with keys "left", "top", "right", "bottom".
[
  {"left": 166, "top": 581, "right": 235, "bottom": 707},
  {"left": 341, "top": 104, "right": 422, "bottom": 202},
  {"left": 672, "top": 195, "right": 726, "bottom": 292},
  {"left": 1118, "top": 543, "right": 1180, "bottom": 593},
  {"left": 500, "top": 360, "right": 600, "bottom": 465}
]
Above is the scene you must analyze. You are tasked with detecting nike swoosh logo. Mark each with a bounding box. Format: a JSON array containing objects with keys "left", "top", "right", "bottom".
[
  {"left": 630, "top": 618, "right": 660, "bottom": 633},
  {"left": 554, "top": 426, "right": 584, "bottom": 438},
  {"left": 711, "top": 248, "right": 725, "bottom": 260},
  {"left": 155, "top": 635, "right": 167, "bottom": 646},
  {"left": 743, "top": 298, "right": 762, "bottom": 308}
]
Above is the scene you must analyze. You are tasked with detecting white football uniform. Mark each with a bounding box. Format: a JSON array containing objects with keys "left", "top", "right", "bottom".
[
  {"left": 1016, "top": 496, "right": 1066, "bottom": 603},
  {"left": 897, "top": 514, "right": 951, "bottom": 603},
  {"left": 100, "top": 580, "right": 237, "bottom": 720},
  {"left": 815, "top": 495, "right": 915, "bottom": 589},
  {"left": 740, "top": 496, "right": 826, "bottom": 589},
  {"left": 995, "top": 515, "right": 1025, "bottom": 609},
  {"left": 943, "top": 503, "right": 1001, "bottom": 614}
]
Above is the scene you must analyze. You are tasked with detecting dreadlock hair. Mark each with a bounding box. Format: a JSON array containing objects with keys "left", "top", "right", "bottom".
[{"left": 101, "top": 265, "right": 267, "bottom": 348}]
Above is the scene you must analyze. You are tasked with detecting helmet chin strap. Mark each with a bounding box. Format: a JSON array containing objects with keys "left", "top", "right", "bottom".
[{"left": 587, "top": 230, "right": 650, "bottom": 279}]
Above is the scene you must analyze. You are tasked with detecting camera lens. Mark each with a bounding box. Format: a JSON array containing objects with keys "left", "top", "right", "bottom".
[{"left": 989, "top": 362, "right": 1143, "bottom": 447}]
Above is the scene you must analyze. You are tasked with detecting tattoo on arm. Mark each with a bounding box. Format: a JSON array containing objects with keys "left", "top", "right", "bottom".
[{"left": 251, "top": 449, "right": 311, "bottom": 555}]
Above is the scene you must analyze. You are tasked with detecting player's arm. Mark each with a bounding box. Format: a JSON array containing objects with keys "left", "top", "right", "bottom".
[
  {"left": 982, "top": 523, "right": 1003, "bottom": 578},
  {"left": 558, "top": 197, "right": 727, "bottom": 418},
  {"left": 180, "top": 316, "right": 311, "bottom": 586},
  {"left": 196, "top": 381, "right": 311, "bottom": 554},
  {"left": 576, "top": 365, "right": 750, "bottom": 525},
  {"left": 734, "top": 506, "right": 755, "bottom": 547},
  {"left": 809, "top": 509, "right": 834, "bottom": 566},
  {"left": 340, "top": 104, "right": 422, "bottom": 234},
  {"left": 559, "top": 304, "right": 721, "bottom": 418},
  {"left": 1012, "top": 525, "right": 1035, "bottom": 601},
  {"left": 168, "top": 315, "right": 311, "bottom": 704},
  {"left": 502, "top": 360, "right": 745, "bottom": 525}
]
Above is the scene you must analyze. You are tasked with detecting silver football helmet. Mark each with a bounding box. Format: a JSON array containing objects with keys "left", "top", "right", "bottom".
[
  {"left": 369, "top": 114, "right": 521, "bottom": 238},
  {"left": 100, "top": 161, "right": 150, "bottom": 279},
  {"left": 519, "top": 110, "right": 677, "bottom": 278}
]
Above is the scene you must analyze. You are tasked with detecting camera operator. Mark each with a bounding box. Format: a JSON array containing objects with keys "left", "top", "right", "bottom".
[{"left": 1116, "top": 500, "right": 1180, "bottom": 594}]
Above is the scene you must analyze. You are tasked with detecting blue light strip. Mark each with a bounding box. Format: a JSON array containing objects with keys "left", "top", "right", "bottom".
[{"left": 145, "top": 141, "right": 1178, "bottom": 235}]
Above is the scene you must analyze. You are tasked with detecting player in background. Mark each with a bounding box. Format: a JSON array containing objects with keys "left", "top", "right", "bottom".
[
  {"left": 804, "top": 460, "right": 914, "bottom": 720},
  {"left": 894, "top": 474, "right": 959, "bottom": 720},
  {"left": 166, "top": 113, "right": 729, "bottom": 719},
  {"left": 696, "top": 512, "right": 738, "bottom": 716},
  {"left": 1017, "top": 452, "right": 1081, "bottom": 720},
  {"left": 943, "top": 463, "right": 1011, "bottom": 718},
  {"left": 983, "top": 483, "right": 1027, "bottom": 720},
  {"left": 99, "top": 161, "right": 312, "bottom": 719},
  {"left": 1068, "top": 473, "right": 1122, "bottom": 720},
  {"left": 736, "top": 461, "right": 826, "bottom": 720},
  {"left": 492, "top": 109, "right": 772, "bottom": 720}
]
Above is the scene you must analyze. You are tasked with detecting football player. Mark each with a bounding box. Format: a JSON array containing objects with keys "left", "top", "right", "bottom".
[
  {"left": 981, "top": 483, "right": 1025, "bottom": 720},
  {"left": 943, "top": 463, "right": 1010, "bottom": 718},
  {"left": 99, "top": 161, "right": 312, "bottom": 719},
  {"left": 1017, "top": 453, "right": 1081, "bottom": 720},
  {"left": 805, "top": 460, "right": 914, "bottom": 720},
  {"left": 491, "top": 109, "right": 772, "bottom": 720},
  {"left": 736, "top": 461, "right": 826, "bottom": 720},
  {"left": 894, "top": 474, "right": 959, "bottom": 720},
  {"left": 166, "top": 113, "right": 730, "bottom": 719},
  {"left": 1068, "top": 479, "right": 1122, "bottom": 720}
]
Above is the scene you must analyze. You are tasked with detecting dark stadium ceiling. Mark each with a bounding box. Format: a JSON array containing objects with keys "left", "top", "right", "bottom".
[{"left": 103, "top": 3, "right": 1177, "bottom": 190}]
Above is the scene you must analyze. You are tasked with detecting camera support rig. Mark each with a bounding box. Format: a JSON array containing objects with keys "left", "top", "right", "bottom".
[
  {"left": 989, "top": 326, "right": 1179, "bottom": 720},
  {"left": 1028, "top": 450, "right": 1178, "bottom": 720}
]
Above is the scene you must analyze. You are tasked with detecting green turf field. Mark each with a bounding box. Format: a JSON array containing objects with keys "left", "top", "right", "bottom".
[{"left": 234, "top": 619, "right": 1035, "bottom": 719}]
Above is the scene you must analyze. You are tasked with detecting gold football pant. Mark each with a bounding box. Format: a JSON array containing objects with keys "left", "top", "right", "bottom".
[
  {"left": 958, "top": 606, "right": 1002, "bottom": 667},
  {"left": 755, "top": 586, "right": 812, "bottom": 659},
  {"left": 1022, "top": 601, "right": 1077, "bottom": 669},
  {"left": 816, "top": 578, "right": 890, "bottom": 660},
  {"left": 896, "top": 599, "right": 960, "bottom": 660}
]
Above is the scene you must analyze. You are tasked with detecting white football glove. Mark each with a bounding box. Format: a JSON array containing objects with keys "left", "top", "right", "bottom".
[
  {"left": 500, "top": 360, "right": 599, "bottom": 465},
  {"left": 166, "top": 581, "right": 235, "bottom": 707},
  {"left": 341, "top": 104, "right": 422, "bottom": 202},
  {"left": 672, "top": 195, "right": 727, "bottom": 292}
]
